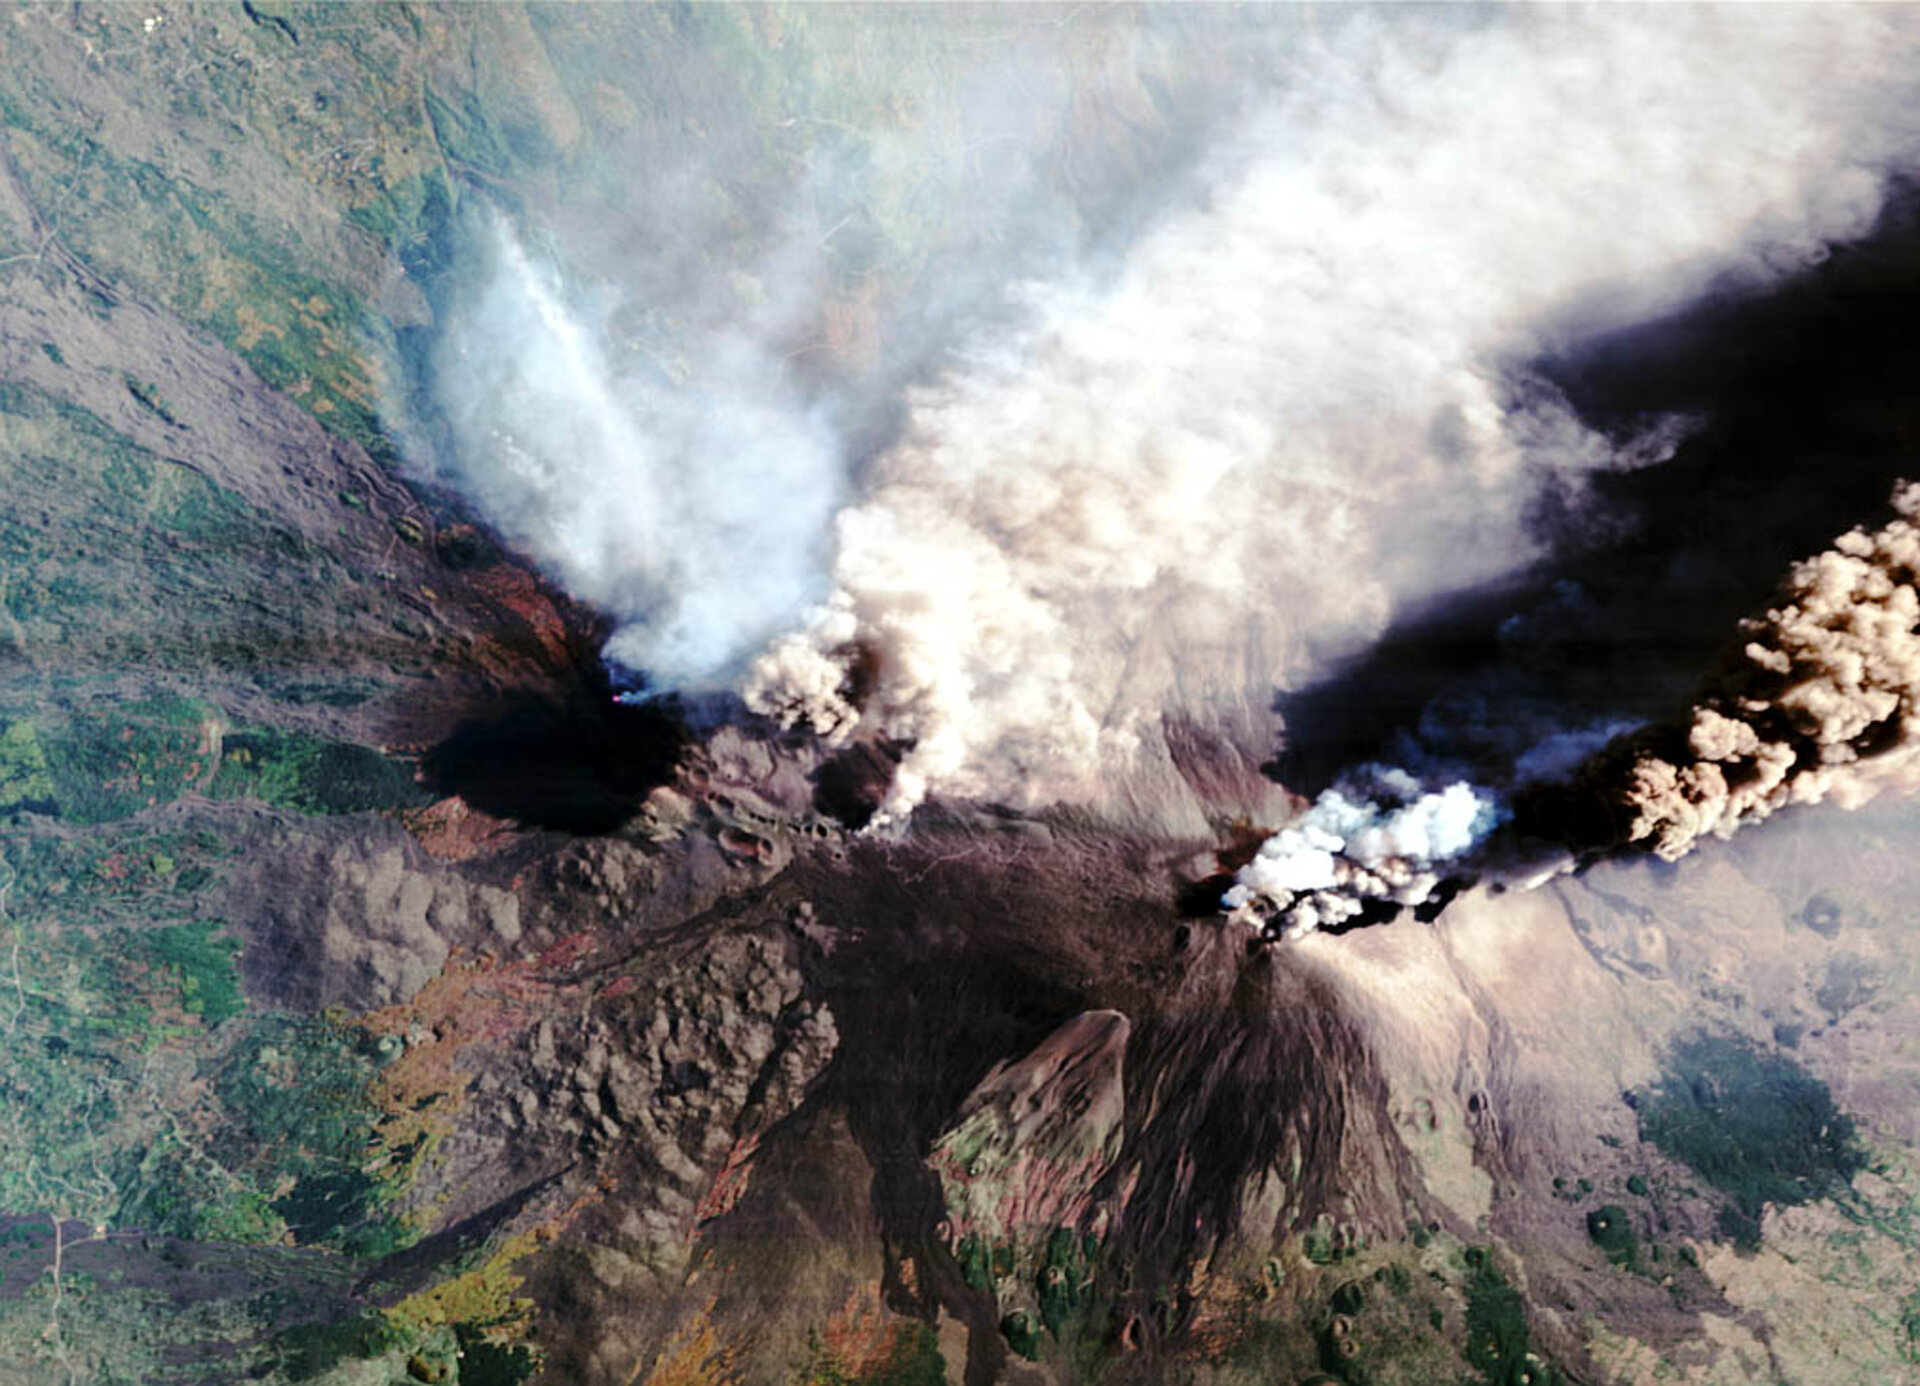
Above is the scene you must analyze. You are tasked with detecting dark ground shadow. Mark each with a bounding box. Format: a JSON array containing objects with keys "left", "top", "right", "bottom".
[
  {"left": 1269, "top": 177, "right": 1920, "bottom": 797},
  {"left": 810, "top": 739, "right": 908, "bottom": 831},
  {"left": 420, "top": 666, "right": 691, "bottom": 834}
]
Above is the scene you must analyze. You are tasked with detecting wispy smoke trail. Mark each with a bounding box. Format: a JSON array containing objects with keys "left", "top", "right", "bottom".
[
  {"left": 431, "top": 217, "right": 844, "bottom": 690},
  {"left": 746, "top": 8, "right": 1920, "bottom": 834}
]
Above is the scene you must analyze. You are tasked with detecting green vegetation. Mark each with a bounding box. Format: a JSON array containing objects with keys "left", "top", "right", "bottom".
[
  {"left": 208, "top": 1017, "right": 413, "bottom": 1256},
  {"left": 1550, "top": 1173, "right": 1592, "bottom": 1203},
  {"left": 3, "top": 824, "right": 229, "bottom": 920},
  {"left": 97, "top": 1004, "right": 413, "bottom": 1254},
  {"left": 208, "top": 725, "right": 429, "bottom": 815},
  {"left": 1462, "top": 1249, "right": 1556, "bottom": 1386},
  {"left": 453, "top": 1323, "right": 542, "bottom": 1386},
  {"left": 0, "top": 766, "right": 446, "bottom": 1370},
  {"left": 1210, "top": 1237, "right": 1533, "bottom": 1386},
  {"left": 135, "top": 920, "right": 242, "bottom": 1026},
  {"left": 122, "top": 375, "right": 180, "bottom": 427},
  {"left": 955, "top": 1232, "right": 1001, "bottom": 1293},
  {"left": 272, "top": 1308, "right": 409, "bottom": 1382},
  {"left": 0, "top": 825, "right": 246, "bottom": 1235},
  {"left": 38, "top": 696, "right": 215, "bottom": 824},
  {"left": 0, "top": 697, "right": 424, "bottom": 827},
  {"left": 1305, "top": 1212, "right": 1360, "bottom": 1265},
  {"left": 1636, "top": 1033, "right": 1867, "bottom": 1249},
  {"left": 0, "top": 719, "right": 56, "bottom": 815},
  {"left": 1035, "top": 1228, "right": 1094, "bottom": 1335},
  {"left": 1585, "top": 1206, "right": 1639, "bottom": 1270},
  {"left": 1000, "top": 1308, "right": 1042, "bottom": 1361},
  {"left": 950, "top": 1226, "right": 1103, "bottom": 1368}
]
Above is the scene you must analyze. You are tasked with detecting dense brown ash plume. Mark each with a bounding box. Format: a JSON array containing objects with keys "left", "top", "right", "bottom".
[
  {"left": 1242, "top": 482, "right": 1920, "bottom": 931},
  {"left": 1556, "top": 481, "right": 1920, "bottom": 862}
]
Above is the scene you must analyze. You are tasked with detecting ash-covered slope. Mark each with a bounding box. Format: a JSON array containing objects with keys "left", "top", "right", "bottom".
[{"left": 255, "top": 721, "right": 1920, "bottom": 1386}]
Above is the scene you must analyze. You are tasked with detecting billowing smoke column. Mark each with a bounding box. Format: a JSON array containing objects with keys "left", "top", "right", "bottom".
[
  {"left": 431, "top": 218, "right": 844, "bottom": 690},
  {"left": 1224, "top": 773, "right": 1500, "bottom": 941},
  {"left": 746, "top": 7, "right": 1920, "bottom": 835},
  {"left": 1611, "top": 482, "right": 1920, "bottom": 860},
  {"left": 428, "top": 7, "right": 1920, "bottom": 898},
  {"left": 1232, "top": 483, "right": 1920, "bottom": 939}
]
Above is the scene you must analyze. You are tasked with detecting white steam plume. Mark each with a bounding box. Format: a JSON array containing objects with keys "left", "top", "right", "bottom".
[
  {"left": 432, "top": 218, "right": 844, "bottom": 689},
  {"left": 746, "top": 6, "right": 1920, "bottom": 835},
  {"left": 1225, "top": 772, "right": 1499, "bottom": 942},
  {"left": 419, "top": 9, "right": 1272, "bottom": 696}
]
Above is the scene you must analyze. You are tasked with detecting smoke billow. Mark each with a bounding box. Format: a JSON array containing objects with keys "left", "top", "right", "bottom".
[
  {"left": 431, "top": 218, "right": 844, "bottom": 690},
  {"left": 1231, "top": 477, "right": 1920, "bottom": 940},
  {"left": 746, "top": 7, "right": 1920, "bottom": 832},
  {"left": 428, "top": 7, "right": 1920, "bottom": 893},
  {"left": 421, "top": 6, "right": 1269, "bottom": 695},
  {"left": 1607, "top": 482, "right": 1920, "bottom": 861},
  {"left": 1223, "top": 772, "right": 1498, "bottom": 941}
]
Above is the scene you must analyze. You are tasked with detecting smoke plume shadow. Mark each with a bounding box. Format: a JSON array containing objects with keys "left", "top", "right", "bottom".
[
  {"left": 810, "top": 739, "right": 907, "bottom": 832},
  {"left": 420, "top": 670, "right": 690, "bottom": 835},
  {"left": 1268, "top": 178, "right": 1920, "bottom": 801}
]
